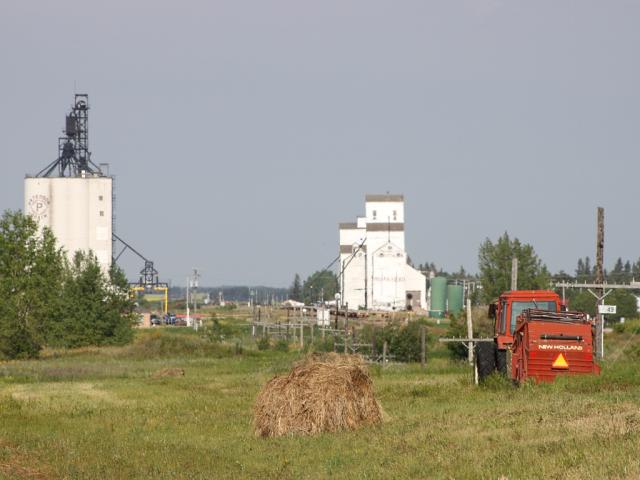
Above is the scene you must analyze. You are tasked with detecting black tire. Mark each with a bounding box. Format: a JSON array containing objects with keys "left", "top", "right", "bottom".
[
  {"left": 495, "top": 349, "right": 507, "bottom": 376},
  {"left": 476, "top": 342, "right": 496, "bottom": 381}
]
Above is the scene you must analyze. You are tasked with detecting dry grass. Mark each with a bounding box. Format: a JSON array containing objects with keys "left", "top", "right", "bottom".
[
  {"left": 151, "top": 367, "right": 185, "bottom": 378},
  {"left": 0, "top": 439, "right": 52, "bottom": 480},
  {"left": 253, "top": 353, "right": 383, "bottom": 438}
]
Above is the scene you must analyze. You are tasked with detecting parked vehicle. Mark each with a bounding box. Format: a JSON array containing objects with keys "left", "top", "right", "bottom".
[{"left": 480, "top": 290, "right": 562, "bottom": 378}]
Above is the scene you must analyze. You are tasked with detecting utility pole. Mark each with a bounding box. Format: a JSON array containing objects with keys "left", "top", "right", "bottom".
[
  {"left": 511, "top": 257, "right": 518, "bottom": 291},
  {"left": 192, "top": 268, "right": 200, "bottom": 331},
  {"left": 186, "top": 276, "right": 190, "bottom": 328},
  {"left": 364, "top": 248, "right": 368, "bottom": 310},
  {"left": 466, "top": 298, "right": 474, "bottom": 365},
  {"left": 595, "top": 207, "right": 605, "bottom": 358},
  {"left": 553, "top": 208, "right": 640, "bottom": 359}
]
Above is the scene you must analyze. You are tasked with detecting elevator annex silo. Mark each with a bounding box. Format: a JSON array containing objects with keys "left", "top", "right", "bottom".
[{"left": 24, "top": 94, "right": 113, "bottom": 271}]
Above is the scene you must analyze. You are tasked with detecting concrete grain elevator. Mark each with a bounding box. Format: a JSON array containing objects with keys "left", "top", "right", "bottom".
[{"left": 24, "top": 94, "right": 113, "bottom": 271}]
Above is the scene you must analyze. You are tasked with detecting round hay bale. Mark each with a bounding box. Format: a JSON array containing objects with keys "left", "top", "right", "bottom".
[{"left": 253, "top": 353, "right": 383, "bottom": 437}]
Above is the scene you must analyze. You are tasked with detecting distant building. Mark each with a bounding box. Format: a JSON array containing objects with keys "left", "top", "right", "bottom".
[{"left": 338, "top": 194, "right": 426, "bottom": 311}]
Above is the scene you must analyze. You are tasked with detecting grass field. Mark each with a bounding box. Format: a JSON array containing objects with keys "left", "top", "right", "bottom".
[{"left": 1, "top": 320, "right": 639, "bottom": 479}]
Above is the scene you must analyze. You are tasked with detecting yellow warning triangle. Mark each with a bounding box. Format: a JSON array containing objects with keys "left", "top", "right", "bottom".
[{"left": 552, "top": 353, "right": 569, "bottom": 369}]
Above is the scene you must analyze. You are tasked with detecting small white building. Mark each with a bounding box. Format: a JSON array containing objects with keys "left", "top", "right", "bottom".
[{"left": 338, "top": 194, "right": 426, "bottom": 311}]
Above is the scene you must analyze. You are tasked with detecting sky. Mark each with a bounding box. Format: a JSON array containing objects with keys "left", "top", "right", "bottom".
[{"left": 1, "top": 1, "right": 639, "bottom": 287}]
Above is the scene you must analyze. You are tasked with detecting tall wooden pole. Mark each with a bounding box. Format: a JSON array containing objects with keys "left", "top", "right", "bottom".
[
  {"left": 511, "top": 257, "right": 518, "bottom": 291},
  {"left": 595, "top": 207, "right": 605, "bottom": 358},
  {"left": 466, "top": 298, "right": 474, "bottom": 365}
]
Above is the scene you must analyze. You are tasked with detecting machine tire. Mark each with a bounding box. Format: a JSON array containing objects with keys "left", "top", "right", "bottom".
[
  {"left": 495, "top": 349, "right": 508, "bottom": 376},
  {"left": 475, "top": 342, "right": 496, "bottom": 382}
]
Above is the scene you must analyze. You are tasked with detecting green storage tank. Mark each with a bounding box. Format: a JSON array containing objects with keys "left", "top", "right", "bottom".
[
  {"left": 447, "top": 284, "right": 464, "bottom": 315},
  {"left": 429, "top": 277, "right": 447, "bottom": 318}
]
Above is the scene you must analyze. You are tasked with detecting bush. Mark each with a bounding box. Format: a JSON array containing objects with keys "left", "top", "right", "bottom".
[
  {"left": 256, "top": 336, "right": 270, "bottom": 351},
  {"left": 0, "top": 324, "right": 41, "bottom": 360},
  {"left": 202, "top": 318, "right": 233, "bottom": 343},
  {"left": 309, "top": 336, "right": 335, "bottom": 353},
  {"left": 445, "top": 313, "right": 468, "bottom": 360},
  {"left": 361, "top": 320, "right": 429, "bottom": 362},
  {"left": 445, "top": 308, "right": 493, "bottom": 360},
  {"left": 274, "top": 339, "right": 289, "bottom": 352},
  {"left": 388, "top": 321, "right": 427, "bottom": 362}
]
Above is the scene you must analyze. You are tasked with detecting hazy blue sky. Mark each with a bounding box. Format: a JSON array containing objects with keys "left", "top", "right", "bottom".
[{"left": 1, "top": 1, "right": 639, "bottom": 287}]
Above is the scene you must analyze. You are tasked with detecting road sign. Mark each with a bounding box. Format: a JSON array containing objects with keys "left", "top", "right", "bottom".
[{"left": 598, "top": 305, "right": 617, "bottom": 314}]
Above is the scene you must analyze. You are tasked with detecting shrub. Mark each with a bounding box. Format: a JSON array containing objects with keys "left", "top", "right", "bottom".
[
  {"left": 310, "top": 336, "right": 335, "bottom": 353},
  {"left": 362, "top": 320, "right": 429, "bottom": 362},
  {"left": 387, "top": 321, "right": 426, "bottom": 362},
  {"left": 445, "top": 313, "right": 469, "bottom": 360},
  {"left": 256, "top": 336, "right": 270, "bottom": 351},
  {"left": 274, "top": 339, "right": 289, "bottom": 352},
  {"left": 202, "top": 318, "right": 233, "bottom": 343}
]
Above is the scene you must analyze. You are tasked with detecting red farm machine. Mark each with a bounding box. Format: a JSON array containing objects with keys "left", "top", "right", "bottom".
[
  {"left": 475, "top": 290, "right": 601, "bottom": 384},
  {"left": 510, "top": 309, "right": 600, "bottom": 383}
]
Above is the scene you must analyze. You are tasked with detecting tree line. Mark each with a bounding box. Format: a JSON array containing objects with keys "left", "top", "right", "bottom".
[
  {"left": 289, "top": 271, "right": 339, "bottom": 305},
  {"left": 0, "top": 211, "right": 136, "bottom": 359}
]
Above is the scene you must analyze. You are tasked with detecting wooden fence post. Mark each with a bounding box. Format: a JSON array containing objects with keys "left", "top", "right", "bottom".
[
  {"left": 371, "top": 328, "right": 377, "bottom": 358},
  {"left": 343, "top": 324, "right": 348, "bottom": 354},
  {"left": 382, "top": 341, "right": 388, "bottom": 366},
  {"left": 420, "top": 325, "right": 426, "bottom": 368}
]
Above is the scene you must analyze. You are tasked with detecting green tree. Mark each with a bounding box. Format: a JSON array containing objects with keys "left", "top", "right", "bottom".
[
  {"left": 478, "top": 232, "right": 550, "bottom": 302},
  {"left": 611, "top": 257, "right": 625, "bottom": 282},
  {"left": 289, "top": 273, "right": 302, "bottom": 301},
  {"left": 632, "top": 258, "right": 640, "bottom": 279},
  {"left": 603, "top": 290, "right": 637, "bottom": 322},
  {"left": 56, "top": 251, "right": 135, "bottom": 348},
  {"left": 569, "top": 290, "right": 597, "bottom": 317},
  {"left": 0, "top": 211, "right": 66, "bottom": 359},
  {"left": 105, "top": 263, "right": 137, "bottom": 344},
  {"left": 585, "top": 257, "right": 592, "bottom": 276},
  {"left": 302, "top": 270, "right": 338, "bottom": 304},
  {"left": 569, "top": 289, "right": 637, "bottom": 322}
]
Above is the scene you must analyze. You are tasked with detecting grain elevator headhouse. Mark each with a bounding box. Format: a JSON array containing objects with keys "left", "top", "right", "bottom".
[
  {"left": 338, "top": 194, "right": 426, "bottom": 311},
  {"left": 25, "top": 94, "right": 113, "bottom": 271}
]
